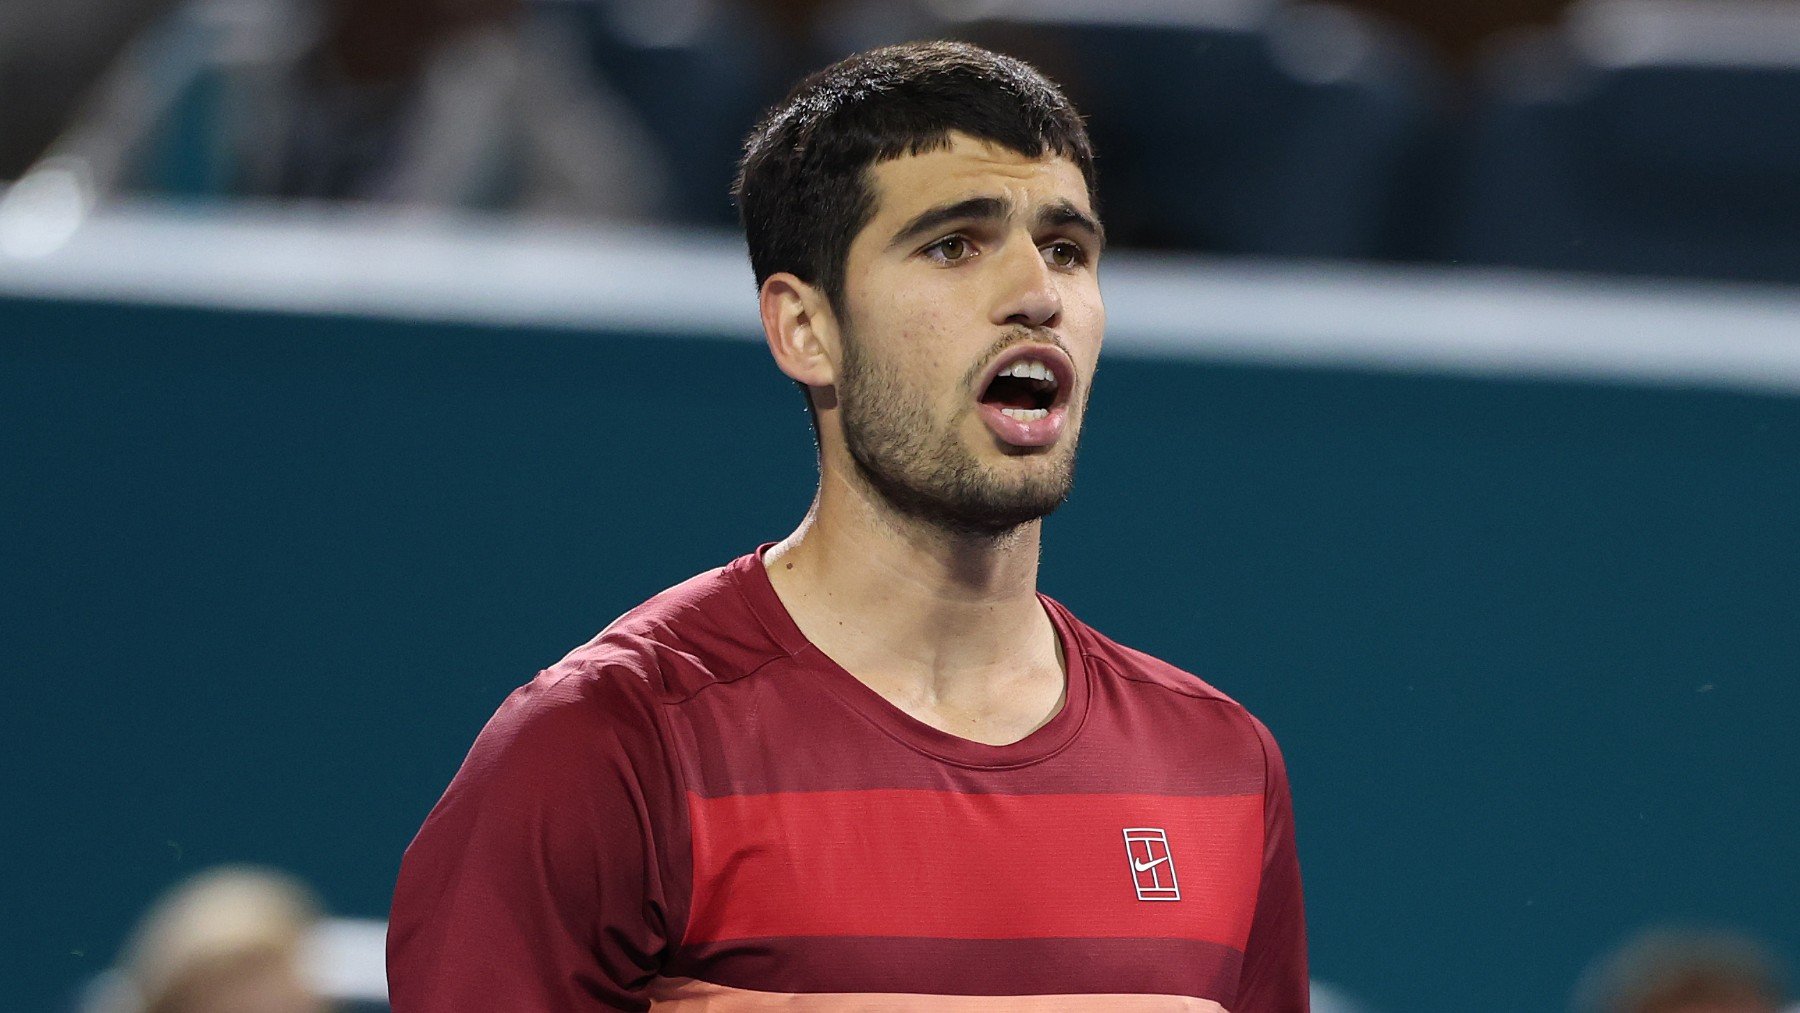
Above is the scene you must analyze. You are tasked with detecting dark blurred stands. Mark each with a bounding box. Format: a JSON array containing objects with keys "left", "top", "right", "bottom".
[
  {"left": 0, "top": 0, "right": 179, "bottom": 179},
  {"left": 949, "top": 0, "right": 1444, "bottom": 258},
  {"left": 541, "top": 0, "right": 942, "bottom": 225},
  {"left": 18, "top": 0, "right": 669, "bottom": 218},
  {"left": 1344, "top": 0, "right": 1578, "bottom": 73},
  {"left": 1447, "top": 0, "right": 1800, "bottom": 285},
  {"left": 6, "top": 0, "right": 1800, "bottom": 282}
]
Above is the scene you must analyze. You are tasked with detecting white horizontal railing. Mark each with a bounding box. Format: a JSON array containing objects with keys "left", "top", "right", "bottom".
[
  {"left": 76, "top": 917, "right": 390, "bottom": 1010},
  {"left": 305, "top": 917, "right": 391, "bottom": 1002},
  {"left": 3, "top": 197, "right": 1799, "bottom": 396}
]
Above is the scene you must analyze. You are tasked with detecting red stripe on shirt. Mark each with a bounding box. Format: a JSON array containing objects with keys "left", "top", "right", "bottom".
[{"left": 685, "top": 789, "right": 1264, "bottom": 947}]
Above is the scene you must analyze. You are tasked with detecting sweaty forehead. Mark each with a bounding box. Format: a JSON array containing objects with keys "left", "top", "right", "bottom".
[{"left": 863, "top": 133, "right": 1092, "bottom": 229}]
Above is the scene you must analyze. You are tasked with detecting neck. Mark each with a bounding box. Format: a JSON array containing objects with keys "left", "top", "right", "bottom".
[{"left": 765, "top": 459, "right": 1065, "bottom": 744}]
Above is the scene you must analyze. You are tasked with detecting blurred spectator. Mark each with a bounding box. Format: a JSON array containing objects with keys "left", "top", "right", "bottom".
[
  {"left": 1572, "top": 925, "right": 1790, "bottom": 1013},
  {"left": 29, "top": 0, "right": 665, "bottom": 217},
  {"left": 0, "top": 0, "right": 176, "bottom": 178},
  {"left": 576, "top": 0, "right": 942, "bottom": 224},
  {"left": 1344, "top": 0, "right": 1577, "bottom": 74},
  {"left": 949, "top": 2, "right": 1443, "bottom": 257},
  {"left": 81, "top": 866, "right": 333, "bottom": 1013},
  {"left": 719, "top": 0, "right": 943, "bottom": 102}
]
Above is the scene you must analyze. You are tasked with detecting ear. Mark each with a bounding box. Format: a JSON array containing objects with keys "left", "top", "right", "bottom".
[{"left": 759, "top": 272, "right": 841, "bottom": 390}]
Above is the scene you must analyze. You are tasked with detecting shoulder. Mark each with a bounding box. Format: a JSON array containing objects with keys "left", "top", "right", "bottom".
[
  {"left": 1049, "top": 596, "right": 1289, "bottom": 773},
  {"left": 551, "top": 556, "right": 788, "bottom": 705},
  {"left": 461, "top": 557, "right": 777, "bottom": 776},
  {"left": 1053, "top": 597, "right": 1247, "bottom": 710}
]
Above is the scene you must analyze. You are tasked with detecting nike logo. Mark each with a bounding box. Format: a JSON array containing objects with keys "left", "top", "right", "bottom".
[{"left": 1124, "top": 829, "right": 1180, "bottom": 900}]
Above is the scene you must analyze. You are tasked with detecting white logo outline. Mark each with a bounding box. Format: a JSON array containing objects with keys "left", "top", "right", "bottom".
[{"left": 1122, "top": 827, "right": 1181, "bottom": 902}]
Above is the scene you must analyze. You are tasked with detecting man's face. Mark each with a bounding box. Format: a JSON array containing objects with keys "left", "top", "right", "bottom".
[{"left": 830, "top": 132, "right": 1105, "bottom": 536}]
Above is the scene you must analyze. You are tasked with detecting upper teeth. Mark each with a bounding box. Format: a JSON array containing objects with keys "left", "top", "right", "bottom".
[{"left": 999, "top": 359, "right": 1056, "bottom": 384}]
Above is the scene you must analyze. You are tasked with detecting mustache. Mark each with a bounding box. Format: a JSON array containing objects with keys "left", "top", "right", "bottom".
[{"left": 961, "top": 327, "right": 1074, "bottom": 390}]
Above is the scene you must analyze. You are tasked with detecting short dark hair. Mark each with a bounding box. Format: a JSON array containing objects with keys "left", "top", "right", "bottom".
[{"left": 734, "top": 40, "right": 1098, "bottom": 314}]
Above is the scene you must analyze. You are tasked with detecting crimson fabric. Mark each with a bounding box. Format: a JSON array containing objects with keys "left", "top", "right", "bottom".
[{"left": 388, "top": 547, "right": 1308, "bottom": 1011}]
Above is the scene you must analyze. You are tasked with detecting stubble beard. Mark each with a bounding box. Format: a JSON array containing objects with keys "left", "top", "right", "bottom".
[{"left": 837, "top": 330, "right": 1081, "bottom": 539}]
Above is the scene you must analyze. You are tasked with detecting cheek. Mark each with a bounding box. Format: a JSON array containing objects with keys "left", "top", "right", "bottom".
[
  {"left": 1063, "top": 284, "right": 1105, "bottom": 362},
  {"left": 908, "top": 338, "right": 963, "bottom": 409},
  {"left": 849, "top": 316, "right": 950, "bottom": 402},
  {"left": 1061, "top": 274, "right": 1104, "bottom": 323},
  {"left": 878, "top": 307, "right": 957, "bottom": 381}
]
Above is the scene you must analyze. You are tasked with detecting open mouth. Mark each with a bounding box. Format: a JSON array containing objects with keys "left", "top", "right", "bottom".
[
  {"left": 976, "top": 348, "right": 1073, "bottom": 421},
  {"left": 973, "top": 345, "right": 1076, "bottom": 448}
]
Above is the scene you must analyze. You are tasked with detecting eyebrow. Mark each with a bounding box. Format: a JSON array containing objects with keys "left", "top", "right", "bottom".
[
  {"left": 885, "top": 194, "right": 1107, "bottom": 254},
  {"left": 886, "top": 196, "right": 1011, "bottom": 251},
  {"left": 1036, "top": 198, "right": 1106, "bottom": 252}
]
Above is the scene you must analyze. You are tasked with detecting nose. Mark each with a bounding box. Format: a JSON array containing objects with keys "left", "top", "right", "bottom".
[{"left": 989, "top": 236, "right": 1062, "bottom": 330}]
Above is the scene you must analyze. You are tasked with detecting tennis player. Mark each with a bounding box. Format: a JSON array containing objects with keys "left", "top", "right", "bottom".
[{"left": 389, "top": 41, "right": 1307, "bottom": 1011}]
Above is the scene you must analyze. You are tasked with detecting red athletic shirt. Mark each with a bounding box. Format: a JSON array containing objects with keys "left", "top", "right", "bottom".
[{"left": 388, "top": 547, "right": 1307, "bottom": 1011}]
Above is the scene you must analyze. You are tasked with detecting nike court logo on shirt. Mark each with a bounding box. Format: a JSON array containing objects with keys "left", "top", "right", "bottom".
[{"left": 1122, "top": 827, "right": 1181, "bottom": 901}]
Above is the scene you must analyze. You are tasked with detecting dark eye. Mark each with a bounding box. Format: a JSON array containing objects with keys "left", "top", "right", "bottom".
[
  {"left": 1043, "top": 241, "right": 1087, "bottom": 269},
  {"left": 924, "top": 235, "right": 974, "bottom": 264}
]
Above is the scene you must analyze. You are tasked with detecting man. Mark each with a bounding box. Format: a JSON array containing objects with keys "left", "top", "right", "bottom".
[
  {"left": 94, "top": 866, "right": 332, "bottom": 1013},
  {"left": 388, "top": 41, "right": 1307, "bottom": 1011},
  {"left": 1572, "top": 926, "right": 1789, "bottom": 1013}
]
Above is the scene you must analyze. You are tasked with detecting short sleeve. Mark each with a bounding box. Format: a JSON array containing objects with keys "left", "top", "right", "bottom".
[
  {"left": 387, "top": 664, "right": 686, "bottom": 1010},
  {"left": 1234, "top": 716, "right": 1310, "bottom": 1011}
]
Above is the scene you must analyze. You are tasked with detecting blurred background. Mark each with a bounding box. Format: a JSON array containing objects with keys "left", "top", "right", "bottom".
[{"left": 3, "top": 0, "right": 1798, "bottom": 1010}]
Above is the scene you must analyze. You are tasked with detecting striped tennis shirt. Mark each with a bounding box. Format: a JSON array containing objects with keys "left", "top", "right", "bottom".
[{"left": 388, "top": 547, "right": 1307, "bottom": 1010}]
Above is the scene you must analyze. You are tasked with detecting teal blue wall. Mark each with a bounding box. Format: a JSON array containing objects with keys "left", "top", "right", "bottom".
[{"left": 5, "top": 296, "right": 1797, "bottom": 1011}]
